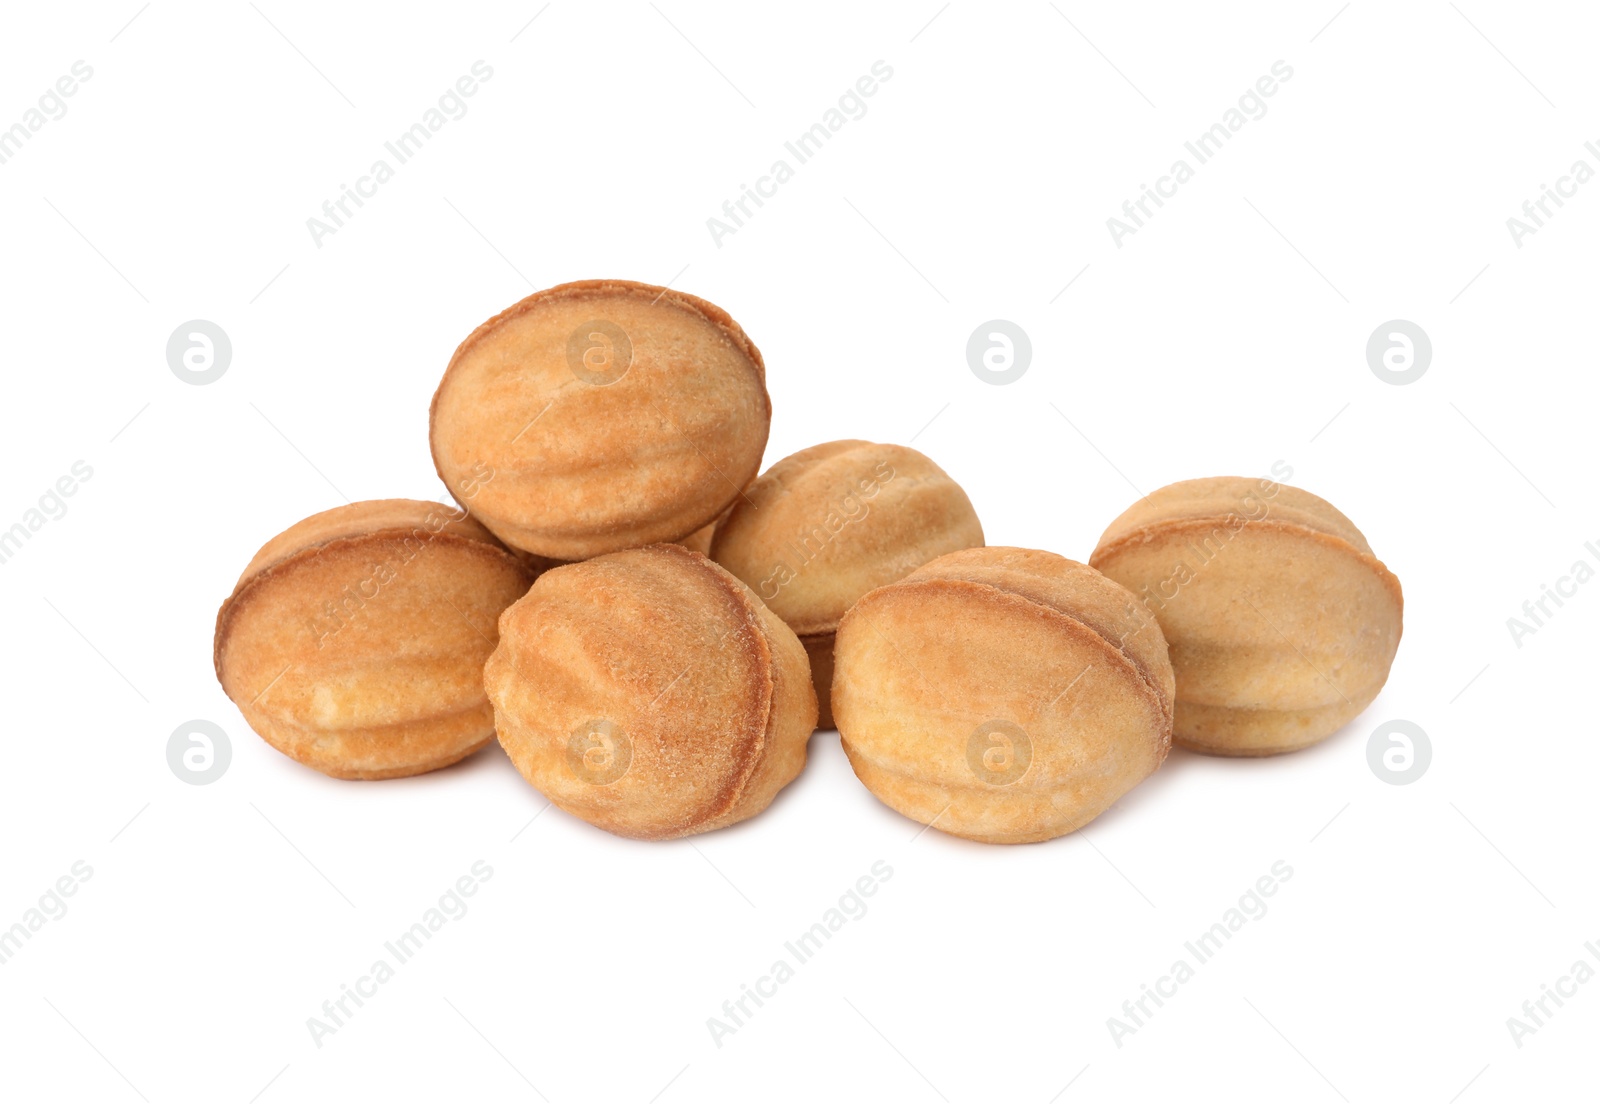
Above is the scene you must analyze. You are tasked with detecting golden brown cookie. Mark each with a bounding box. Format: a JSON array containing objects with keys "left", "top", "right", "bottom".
[
  {"left": 832, "top": 547, "right": 1174, "bottom": 844},
  {"left": 214, "top": 499, "right": 536, "bottom": 779},
  {"left": 485, "top": 544, "right": 817, "bottom": 840},
  {"left": 710, "top": 440, "right": 983, "bottom": 728},
  {"left": 1089, "top": 476, "right": 1403, "bottom": 756},
  {"left": 429, "top": 279, "right": 771, "bottom": 561}
]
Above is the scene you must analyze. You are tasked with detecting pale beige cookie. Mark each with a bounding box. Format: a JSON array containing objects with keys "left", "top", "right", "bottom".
[
  {"left": 430, "top": 279, "right": 770, "bottom": 561},
  {"left": 485, "top": 544, "right": 817, "bottom": 840},
  {"left": 214, "top": 499, "right": 536, "bottom": 779},
  {"left": 1090, "top": 476, "right": 1403, "bottom": 755},
  {"left": 710, "top": 440, "right": 983, "bottom": 728},
  {"left": 832, "top": 547, "right": 1173, "bottom": 844}
]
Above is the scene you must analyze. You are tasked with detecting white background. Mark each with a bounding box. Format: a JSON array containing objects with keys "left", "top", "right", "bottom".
[{"left": 0, "top": 2, "right": 1593, "bottom": 1104}]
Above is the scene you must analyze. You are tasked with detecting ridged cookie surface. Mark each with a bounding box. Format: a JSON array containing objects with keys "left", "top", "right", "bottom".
[
  {"left": 833, "top": 547, "right": 1173, "bottom": 844},
  {"left": 214, "top": 499, "right": 535, "bottom": 779},
  {"left": 430, "top": 279, "right": 770, "bottom": 560},
  {"left": 485, "top": 544, "right": 816, "bottom": 840},
  {"left": 1090, "top": 477, "right": 1403, "bottom": 755}
]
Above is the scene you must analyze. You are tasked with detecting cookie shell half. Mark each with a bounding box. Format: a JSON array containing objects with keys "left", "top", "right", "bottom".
[
  {"left": 429, "top": 279, "right": 771, "bottom": 561},
  {"left": 1089, "top": 477, "right": 1403, "bottom": 755},
  {"left": 214, "top": 499, "right": 537, "bottom": 779},
  {"left": 484, "top": 544, "right": 817, "bottom": 840},
  {"left": 832, "top": 547, "right": 1173, "bottom": 844}
]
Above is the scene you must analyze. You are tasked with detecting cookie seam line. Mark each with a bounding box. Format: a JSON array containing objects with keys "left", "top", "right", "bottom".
[{"left": 214, "top": 530, "right": 526, "bottom": 683}]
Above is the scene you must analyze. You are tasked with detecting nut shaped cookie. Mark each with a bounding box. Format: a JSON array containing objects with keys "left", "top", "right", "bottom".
[
  {"left": 832, "top": 547, "right": 1174, "bottom": 844},
  {"left": 430, "top": 279, "right": 771, "bottom": 560},
  {"left": 484, "top": 544, "right": 817, "bottom": 840},
  {"left": 710, "top": 440, "right": 983, "bottom": 728},
  {"left": 214, "top": 500, "right": 536, "bottom": 779},
  {"left": 1089, "top": 476, "right": 1403, "bottom": 756}
]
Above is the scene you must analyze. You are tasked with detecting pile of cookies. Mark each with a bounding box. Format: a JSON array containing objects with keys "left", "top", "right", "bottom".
[{"left": 214, "top": 279, "right": 1403, "bottom": 844}]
